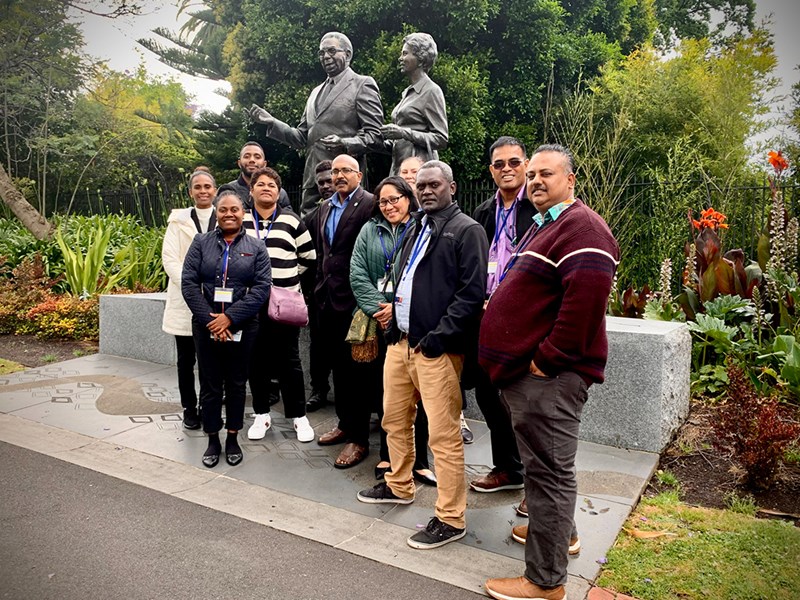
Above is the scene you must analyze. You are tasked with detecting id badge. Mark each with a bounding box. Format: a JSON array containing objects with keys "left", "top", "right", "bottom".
[
  {"left": 378, "top": 275, "right": 394, "bottom": 294},
  {"left": 214, "top": 287, "right": 233, "bottom": 303},
  {"left": 487, "top": 261, "right": 498, "bottom": 274}
]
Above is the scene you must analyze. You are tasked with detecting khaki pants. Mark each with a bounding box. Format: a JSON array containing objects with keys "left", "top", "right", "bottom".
[{"left": 382, "top": 339, "right": 466, "bottom": 529}]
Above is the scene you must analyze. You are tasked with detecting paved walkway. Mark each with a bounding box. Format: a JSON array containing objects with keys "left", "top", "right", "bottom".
[{"left": 0, "top": 354, "right": 657, "bottom": 599}]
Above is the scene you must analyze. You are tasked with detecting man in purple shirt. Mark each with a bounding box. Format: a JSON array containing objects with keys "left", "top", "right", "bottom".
[{"left": 466, "top": 137, "right": 536, "bottom": 497}]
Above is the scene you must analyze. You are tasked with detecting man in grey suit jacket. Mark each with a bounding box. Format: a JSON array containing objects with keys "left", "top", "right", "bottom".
[{"left": 250, "top": 32, "right": 384, "bottom": 215}]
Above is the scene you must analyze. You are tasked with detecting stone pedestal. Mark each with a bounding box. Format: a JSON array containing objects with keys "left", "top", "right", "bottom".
[
  {"left": 98, "top": 295, "right": 690, "bottom": 452},
  {"left": 580, "top": 317, "right": 691, "bottom": 452}
]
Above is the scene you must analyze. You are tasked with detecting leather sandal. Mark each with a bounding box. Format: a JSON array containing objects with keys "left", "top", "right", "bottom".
[{"left": 334, "top": 442, "right": 369, "bottom": 469}]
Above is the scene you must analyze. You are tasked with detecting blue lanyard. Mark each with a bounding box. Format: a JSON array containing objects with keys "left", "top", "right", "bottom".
[
  {"left": 493, "top": 201, "right": 516, "bottom": 247},
  {"left": 221, "top": 240, "right": 233, "bottom": 287},
  {"left": 378, "top": 225, "right": 408, "bottom": 273},
  {"left": 497, "top": 222, "right": 541, "bottom": 284},
  {"left": 404, "top": 222, "right": 430, "bottom": 274},
  {"left": 252, "top": 209, "right": 276, "bottom": 240}
]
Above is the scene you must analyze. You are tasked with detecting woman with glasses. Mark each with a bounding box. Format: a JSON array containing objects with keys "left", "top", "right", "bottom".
[
  {"left": 350, "top": 176, "right": 436, "bottom": 486},
  {"left": 380, "top": 33, "right": 448, "bottom": 177}
]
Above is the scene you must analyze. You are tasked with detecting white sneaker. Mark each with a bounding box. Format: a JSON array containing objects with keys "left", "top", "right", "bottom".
[
  {"left": 293, "top": 416, "right": 315, "bottom": 443},
  {"left": 247, "top": 413, "right": 271, "bottom": 440}
]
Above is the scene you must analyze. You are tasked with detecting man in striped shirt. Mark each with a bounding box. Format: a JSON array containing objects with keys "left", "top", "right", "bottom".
[{"left": 479, "top": 145, "right": 619, "bottom": 600}]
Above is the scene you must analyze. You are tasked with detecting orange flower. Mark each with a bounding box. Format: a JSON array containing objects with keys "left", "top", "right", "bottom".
[
  {"left": 691, "top": 207, "right": 728, "bottom": 231},
  {"left": 768, "top": 150, "right": 789, "bottom": 174}
]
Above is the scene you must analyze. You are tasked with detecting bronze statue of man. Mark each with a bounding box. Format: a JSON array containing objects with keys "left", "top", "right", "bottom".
[{"left": 250, "top": 32, "right": 384, "bottom": 214}]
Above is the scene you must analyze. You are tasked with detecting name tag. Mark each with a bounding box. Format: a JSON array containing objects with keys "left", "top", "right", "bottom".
[
  {"left": 487, "top": 261, "right": 498, "bottom": 274},
  {"left": 214, "top": 287, "right": 233, "bottom": 303},
  {"left": 378, "top": 275, "right": 394, "bottom": 294}
]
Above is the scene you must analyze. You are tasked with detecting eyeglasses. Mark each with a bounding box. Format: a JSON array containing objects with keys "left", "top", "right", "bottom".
[
  {"left": 491, "top": 157, "right": 525, "bottom": 170},
  {"left": 378, "top": 195, "right": 405, "bottom": 207},
  {"left": 331, "top": 167, "right": 358, "bottom": 176},
  {"left": 318, "top": 47, "right": 345, "bottom": 58}
]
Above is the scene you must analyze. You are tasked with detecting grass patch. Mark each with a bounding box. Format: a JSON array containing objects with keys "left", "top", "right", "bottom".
[
  {"left": 42, "top": 354, "right": 57, "bottom": 363},
  {"left": 0, "top": 358, "right": 25, "bottom": 374},
  {"left": 597, "top": 492, "right": 800, "bottom": 599}
]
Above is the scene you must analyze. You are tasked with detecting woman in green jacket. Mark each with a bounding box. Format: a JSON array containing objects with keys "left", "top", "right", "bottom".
[{"left": 350, "top": 175, "right": 435, "bottom": 486}]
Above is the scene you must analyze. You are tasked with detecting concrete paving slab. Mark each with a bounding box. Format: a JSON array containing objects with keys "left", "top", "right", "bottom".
[{"left": 0, "top": 353, "right": 659, "bottom": 599}]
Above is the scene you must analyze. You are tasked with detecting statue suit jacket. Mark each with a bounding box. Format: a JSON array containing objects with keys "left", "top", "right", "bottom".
[
  {"left": 267, "top": 68, "right": 384, "bottom": 214},
  {"left": 311, "top": 186, "right": 374, "bottom": 313}
]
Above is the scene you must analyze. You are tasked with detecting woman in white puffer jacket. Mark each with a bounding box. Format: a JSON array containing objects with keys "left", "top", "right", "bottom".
[{"left": 162, "top": 169, "right": 217, "bottom": 430}]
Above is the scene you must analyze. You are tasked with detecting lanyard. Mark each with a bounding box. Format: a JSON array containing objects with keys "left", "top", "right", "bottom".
[
  {"left": 493, "top": 201, "right": 516, "bottom": 247},
  {"left": 378, "top": 225, "right": 408, "bottom": 273},
  {"left": 404, "top": 222, "right": 430, "bottom": 275},
  {"left": 252, "top": 209, "right": 276, "bottom": 240},
  {"left": 497, "top": 222, "right": 541, "bottom": 284},
  {"left": 221, "top": 240, "right": 233, "bottom": 287}
]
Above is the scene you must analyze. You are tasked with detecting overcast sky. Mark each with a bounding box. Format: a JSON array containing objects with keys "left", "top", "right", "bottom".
[{"left": 75, "top": 0, "right": 799, "bottom": 145}]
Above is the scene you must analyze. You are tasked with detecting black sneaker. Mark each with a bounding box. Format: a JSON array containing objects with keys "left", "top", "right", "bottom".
[
  {"left": 357, "top": 482, "right": 414, "bottom": 505},
  {"left": 306, "top": 390, "right": 329, "bottom": 413},
  {"left": 183, "top": 408, "right": 201, "bottom": 430},
  {"left": 407, "top": 516, "right": 466, "bottom": 549}
]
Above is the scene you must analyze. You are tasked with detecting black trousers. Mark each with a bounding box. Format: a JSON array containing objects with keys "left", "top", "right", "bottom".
[
  {"left": 307, "top": 299, "right": 331, "bottom": 395},
  {"left": 193, "top": 320, "right": 257, "bottom": 434},
  {"left": 501, "top": 371, "right": 586, "bottom": 588},
  {"left": 174, "top": 335, "right": 198, "bottom": 411},
  {"left": 320, "top": 306, "right": 375, "bottom": 446},
  {"left": 474, "top": 365, "right": 523, "bottom": 475},
  {"left": 250, "top": 316, "right": 306, "bottom": 418}
]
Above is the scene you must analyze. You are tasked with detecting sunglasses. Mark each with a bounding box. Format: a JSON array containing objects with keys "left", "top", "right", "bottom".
[{"left": 491, "top": 157, "right": 525, "bottom": 170}]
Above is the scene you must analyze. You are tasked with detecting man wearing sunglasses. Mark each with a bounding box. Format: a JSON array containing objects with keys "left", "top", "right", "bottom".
[
  {"left": 465, "top": 136, "right": 536, "bottom": 498},
  {"left": 250, "top": 32, "right": 384, "bottom": 215}
]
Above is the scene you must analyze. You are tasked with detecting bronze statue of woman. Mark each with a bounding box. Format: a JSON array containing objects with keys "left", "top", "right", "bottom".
[{"left": 380, "top": 33, "right": 448, "bottom": 176}]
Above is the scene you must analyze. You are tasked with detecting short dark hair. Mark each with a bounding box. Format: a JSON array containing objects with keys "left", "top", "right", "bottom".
[
  {"left": 372, "top": 176, "right": 419, "bottom": 218},
  {"left": 489, "top": 136, "right": 526, "bottom": 162},
  {"left": 240, "top": 141, "right": 265, "bottom": 156},
  {"left": 315, "top": 160, "right": 332, "bottom": 174},
  {"left": 250, "top": 167, "right": 282, "bottom": 190},
  {"left": 216, "top": 190, "right": 244, "bottom": 207},
  {"left": 188, "top": 169, "right": 216, "bottom": 187},
  {"left": 531, "top": 144, "right": 575, "bottom": 173}
]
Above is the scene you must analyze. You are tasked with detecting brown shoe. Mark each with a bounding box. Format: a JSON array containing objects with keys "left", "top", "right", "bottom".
[
  {"left": 334, "top": 442, "right": 369, "bottom": 469},
  {"left": 318, "top": 427, "right": 347, "bottom": 446},
  {"left": 510, "top": 525, "right": 581, "bottom": 555},
  {"left": 516, "top": 497, "right": 528, "bottom": 517},
  {"left": 469, "top": 469, "right": 524, "bottom": 493},
  {"left": 485, "top": 576, "right": 565, "bottom": 600}
]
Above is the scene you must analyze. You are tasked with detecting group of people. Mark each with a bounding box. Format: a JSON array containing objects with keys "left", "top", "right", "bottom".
[{"left": 161, "top": 27, "right": 620, "bottom": 600}]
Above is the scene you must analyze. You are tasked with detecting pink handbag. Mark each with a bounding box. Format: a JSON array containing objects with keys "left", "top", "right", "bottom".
[{"left": 267, "top": 286, "right": 309, "bottom": 327}]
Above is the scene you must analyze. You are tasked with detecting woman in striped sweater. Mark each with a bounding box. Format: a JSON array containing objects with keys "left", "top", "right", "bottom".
[{"left": 243, "top": 167, "right": 317, "bottom": 442}]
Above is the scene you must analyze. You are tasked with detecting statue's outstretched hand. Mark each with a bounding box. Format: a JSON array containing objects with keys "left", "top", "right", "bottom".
[
  {"left": 319, "top": 135, "right": 345, "bottom": 152},
  {"left": 249, "top": 104, "right": 274, "bottom": 125}
]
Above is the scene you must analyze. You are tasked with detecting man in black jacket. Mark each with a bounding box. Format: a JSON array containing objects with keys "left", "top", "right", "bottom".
[
  {"left": 217, "top": 142, "right": 292, "bottom": 210},
  {"left": 357, "top": 160, "right": 488, "bottom": 550},
  {"left": 466, "top": 136, "right": 535, "bottom": 496}
]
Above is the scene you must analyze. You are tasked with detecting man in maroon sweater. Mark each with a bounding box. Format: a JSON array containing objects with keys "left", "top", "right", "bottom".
[{"left": 479, "top": 145, "right": 619, "bottom": 600}]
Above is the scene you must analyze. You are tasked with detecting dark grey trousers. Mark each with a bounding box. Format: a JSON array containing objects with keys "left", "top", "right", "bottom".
[{"left": 500, "top": 371, "right": 587, "bottom": 587}]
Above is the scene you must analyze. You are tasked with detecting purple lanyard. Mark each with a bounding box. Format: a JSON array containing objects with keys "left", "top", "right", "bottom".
[{"left": 252, "top": 209, "right": 275, "bottom": 240}]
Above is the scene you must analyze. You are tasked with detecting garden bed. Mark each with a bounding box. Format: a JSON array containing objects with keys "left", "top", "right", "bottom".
[
  {"left": 651, "top": 400, "right": 800, "bottom": 523},
  {"left": 0, "top": 334, "right": 97, "bottom": 368}
]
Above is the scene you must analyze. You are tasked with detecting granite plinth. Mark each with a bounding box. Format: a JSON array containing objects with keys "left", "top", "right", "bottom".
[
  {"left": 98, "top": 295, "right": 690, "bottom": 452},
  {"left": 581, "top": 317, "right": 691, "bottom": 452}
]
